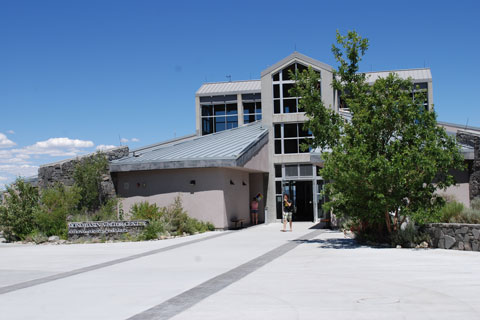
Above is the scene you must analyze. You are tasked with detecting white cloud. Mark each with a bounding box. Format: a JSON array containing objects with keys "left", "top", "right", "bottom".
[
  {"left": 0, "top": 133, "right": 16, "bottom": 148},
  {"left": 131, "top": 138, "right": 140, "bottom": 142},
  {"left": 7, "top": 130, "right": 15, "bottom": 134},
  {"left": 96, "top": 144, "right": 117, "bottom": 151},
  {"left": 120, "top": 138, "right": 129, "bottom": 143},
  {"left": 17, "top": 137, "right": 94, "bottom": 157},
  {"left": 0, "top": 164, "right": 39, "bottom": 177},
  {"left": 0, "top": 176, "right": 7, "bottom": 181}
]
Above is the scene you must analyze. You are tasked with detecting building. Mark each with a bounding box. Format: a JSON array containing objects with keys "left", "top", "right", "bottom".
[{"left": 109, "top": 52, "right": 476, "bottom": 229}]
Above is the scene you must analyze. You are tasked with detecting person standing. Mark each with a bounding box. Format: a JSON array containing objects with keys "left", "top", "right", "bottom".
[
  {"left": 250, "top": 197, "right": 259, "bottom": 225},
  {"left": 282, "top": 194, "right": 293, "bottom": 232}
]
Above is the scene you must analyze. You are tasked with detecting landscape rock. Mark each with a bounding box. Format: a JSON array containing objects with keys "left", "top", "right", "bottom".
[
  {"left": 0, "top": 237, "right": 6, "bottom": 243},
  {"left": 444, "top": 235, "right": 456, "bottom": 249},
  {"left": 396, "top": 245, "right": 402, "bottom": 249},
  {"left": 48, "top": 236, "right": 60, "bottom": 242},
  {"left": 419, "top": 241, "right": 428, "bottom": 248}
]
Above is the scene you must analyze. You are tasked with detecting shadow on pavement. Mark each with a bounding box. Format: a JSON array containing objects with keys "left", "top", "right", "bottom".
[{"left": 293, "top": 237, "right": 360, "bottom": 249}]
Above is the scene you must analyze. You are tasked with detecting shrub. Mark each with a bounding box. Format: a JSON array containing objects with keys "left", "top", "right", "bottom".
[
  {"left": 35, "top": 184, "right": 81, "bottom": 238},
  {"left": 390, "top": 222, "right": 430, "bottom": 248},
  {"left": 93, "top": 198, "right": 119, "bottom": 221},
  {"left": 25, "top": 230, "right": 48, "bottom": 244},
  {"left": 0, "top": 178, "right": 39, "bottom": 241},
  {"left": 133, "top": 197, "right": 215, "bottom": 240},
  {"left": 130, "top": 201, "right": 162, "bottom": 221},
  {"left": 73, "top": 152, "right": 109, "bottom": 212},
  {"left": 471, "top": 197, "right": 480, "bottom": 211},
  {"left": 438, "top": 201, "right": 464, "bottom": 223},
  {"left": 450, "top": 209, "right": 480, "bottom": 224}
]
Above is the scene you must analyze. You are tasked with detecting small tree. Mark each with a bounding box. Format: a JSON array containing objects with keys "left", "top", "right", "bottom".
[
  {"left": 0, "top": 178, "right": 39, "bottom": 241},
  {"left": 35, "top": 184, "right": 81, "bottom": 237},
  {"left": 292, "top": 30, "right": 464, "bottom": 236},
  {"left": 73, "top": 152, "right": 109, "bottom": 212}
]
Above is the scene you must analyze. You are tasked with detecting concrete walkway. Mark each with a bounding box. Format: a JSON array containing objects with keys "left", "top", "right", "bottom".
[{"left": 1, "top": 223, "right": 480, "bottom": 319}]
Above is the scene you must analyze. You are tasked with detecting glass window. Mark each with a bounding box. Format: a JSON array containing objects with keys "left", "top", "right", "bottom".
[
  {"left": 297, "top": 63, "right": 307, "bottom": 73},
  {"left": 226, "top": 103, "right": 237, "bottom": 115},
  {"left": 255, "top": 102, "right": 262, "bottom": 113},
  {"left": 282, "top": 64, "right": 295, "bottom": 81},
  {"left": 274, "top": 124, "right": 281, "bottom": 138},
  {"left": 275, "top": 165, "right": 282, "bottom": 178},
  {"left": 285, "top": 165, "right": 298, "bottom": 177},
  {"left": 202, "top": 118, "right": 213, "bottom": 135},
  {"left": 283, "top": 99, "right": 297, "bottom": 113},
  {"left": 274, "top": 100, "right": 281, "bottom": 114},
  {"left": 299, "top": 165, "right": 313, "bottom": 176},
  {"left": 284, "top": 123, "right": 298, "bottom": 138},
  {"left": 284, "top": 139, "right": 298, "bottom": 154},
  {"left": 275, "top": 181, "right": 282, "bottom": 194},
  {"left": 275, "top": 140, "right": 282, "bottom": 154},
  {"left": 283, "top": 83, "right": 294, "bottom": 98},
  {"left": 299, "top": 125, "right": 312, "bottom": 137},
  {"left": 214, "top": 105, "right": 225, "bottom": 116},
  {"left": 244, "top": 114, "right": 255, "bottom": 124},
  {"left": 243, "top": 102, "right": 255, "bottom": 114},
  {"left": 226, "top": 116, "right": 238, "bottom": 129},
  {"left": 215, "top": 117, "right": 226, "bottom": 132},
  {"left": 201, "top": 105, "right": 213, "bottom": 117},
  {"left": 273, "top": 72, "right": 280, "bottom": 82},
  {"left": 299, "top": 138, "right": 313, "bottom": 153},
  {"left": 276, "top": 195, "right": 283, "bottom": 219},
  {"left": 273, "top": 84, "right": 280, "bottom": 99}
]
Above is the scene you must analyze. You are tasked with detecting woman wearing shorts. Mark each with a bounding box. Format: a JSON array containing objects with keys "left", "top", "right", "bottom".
[{"left": 283, "top": 194, "right": 293, "bottom": 232}]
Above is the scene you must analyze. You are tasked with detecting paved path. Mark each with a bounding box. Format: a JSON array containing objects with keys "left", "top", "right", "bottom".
[{"left": 1, "top": 223, "right": 480, "bottom": 319}]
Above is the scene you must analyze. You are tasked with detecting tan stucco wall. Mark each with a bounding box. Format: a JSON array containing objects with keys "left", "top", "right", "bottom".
[
  {"left": 243, "top": 143, "right": 269, "bottom": 172},
  {"left": 116, "top": 167, "right": 252, "bottom": 229},
  {"left": 438, "top": 183, "right": 470, "bottom": 208}
]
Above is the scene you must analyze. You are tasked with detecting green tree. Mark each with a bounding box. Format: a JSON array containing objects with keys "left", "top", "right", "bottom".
[
  {"left": 292, "top": 30, "right": 464, "bottom": 235},
  {"left": 35, "top": 184, "right": 81, "bottom": 237},
  {"left": 0, "top": 178, "right": 39, "bottom": 241},
  {"left": 73, "top": 152, "right": 109, "bottom": 212}
]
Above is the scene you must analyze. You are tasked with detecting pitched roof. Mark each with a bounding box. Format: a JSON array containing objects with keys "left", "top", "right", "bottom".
[
  {"left": 196, "top": 80, "right": 261, "bottom": 96},
  {"left": 110, "top": 121, "right": 269, "bottom": 172},
  {"left": 261, "top": 52, "right": 334, "bottom": 77}
]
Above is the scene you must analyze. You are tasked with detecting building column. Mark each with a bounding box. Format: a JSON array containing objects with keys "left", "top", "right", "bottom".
[{"left": 237, "top": 93, "right": 244, "bottom": 126}]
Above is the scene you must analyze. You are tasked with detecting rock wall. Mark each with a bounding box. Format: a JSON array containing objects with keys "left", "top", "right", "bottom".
[
  {"left": 456, "top": 131, "right": 480, "bottom": 200},
  {"left": 426, "top": 223, "right": 480, "bottom": 251},
  {"left": 38, "top": 146, "right": 129, "bottom": 199}
]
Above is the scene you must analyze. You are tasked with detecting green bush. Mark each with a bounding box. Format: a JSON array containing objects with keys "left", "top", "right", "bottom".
[
  {"left": 450, "top": 209, "right": 480, "bottom": 224},
  {"left": 0, "top": 178, "right": 39, "bottom": 241},
  {"left": 93, "top": 198, "right": 119, "bottom": 221},
  {"left": 73, "top": 152, "right": 109, "bottom": 212},
  {"left": 132, "top": 197, "right": 215, "bottom": 240},
  {"left": 471, "top": 197, "right": 480, "bottom": 211},
  {"left": 138, "top": 221, "right": 165, "bottom": 241},
  {"left": 130, "top": 201, "right": 162, "bottom": 221},
  {"left": 390, "top": 222, "right": 430, "bottom": 248},
  {"left": 439, "top": 201, "right": 464, "bottom": 223},
  {"left": 35, "top": 184, "right": 81, "bottom": 238},
  {"left": 25, "top": 230, "right": 48, "bottom": 244}
]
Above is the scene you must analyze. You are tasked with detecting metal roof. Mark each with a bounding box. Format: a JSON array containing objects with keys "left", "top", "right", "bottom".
[
  {"left": 364, "top": 68, "right": 432, "bottom": 83},
  {"left": 110, "top": 121, "right": 269, "bottom": 172},
  {"left": 196, "top": 80, "right": 261, "bottom": 96},
  {"left": 261, "top": 52, "right": 334, "bottom": 77}
]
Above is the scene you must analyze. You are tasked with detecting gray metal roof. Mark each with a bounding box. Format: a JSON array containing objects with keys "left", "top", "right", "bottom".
[
  {"left": 364, "top": 68, "right": 432, "bottom": 83},
  {"left": 261, "top": 52, "right": 334, "bottom": 77},
  {"left": 196, "top": 80, "right": 261, "bottom": 96},
  {"left": 110, "top": 121, "right": 269, "bottom": 172}
]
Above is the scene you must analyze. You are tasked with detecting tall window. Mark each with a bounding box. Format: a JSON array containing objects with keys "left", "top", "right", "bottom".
[
  {"left": 274, "top": 123, "right": 313, "bottom": 154},
  {"left": 272, "top": 63, "right": 320, "bottom": 114},
  {"left": 411, "top": 82, "right": 429, "bottom": 110},
  {"left": 242, "top": 93, "right": 262, "bottom": 123},
  {"left": 200, "top": 95, "right": 238, "bottom": 135}
]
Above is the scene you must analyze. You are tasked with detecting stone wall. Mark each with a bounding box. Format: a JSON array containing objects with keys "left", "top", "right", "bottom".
[
  {"left": 38, "top": 146, "right": 129, "bottom": 199},
  {"left": 426, "top": 223, "right": 480, "bottom": 251},
  {"left": 456, "top": 131, "right": 480, "bottom": 200}
]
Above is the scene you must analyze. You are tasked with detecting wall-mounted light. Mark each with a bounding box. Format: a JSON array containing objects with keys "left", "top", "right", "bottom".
[
  {"left": 190, "top": 180, "right": 196, "bottom": 185},
  {"left": 242, "top": 181, "right": 247, "bottom": 186},
  {"left": 230, "top": 179, "right": 235, "bottom": 185}
]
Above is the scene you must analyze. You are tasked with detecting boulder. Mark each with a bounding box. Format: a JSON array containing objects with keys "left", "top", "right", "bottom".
[{"left": 48, "top": 236, "right": 60, "bottom": 242}]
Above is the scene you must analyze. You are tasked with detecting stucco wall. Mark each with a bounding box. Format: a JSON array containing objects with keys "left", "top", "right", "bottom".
[{"left": 116, "top": 167, "right": 252, "bottom": 229}]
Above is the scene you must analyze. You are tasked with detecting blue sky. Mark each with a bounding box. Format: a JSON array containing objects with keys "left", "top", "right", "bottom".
[{"left": 1, "top": 0, "right": 479, "bottom": 188}]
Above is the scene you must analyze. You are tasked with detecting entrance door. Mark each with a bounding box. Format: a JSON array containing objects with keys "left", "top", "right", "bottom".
[{"left": 283, "top": 180, "right": 313, "bottom": 221}]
